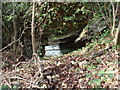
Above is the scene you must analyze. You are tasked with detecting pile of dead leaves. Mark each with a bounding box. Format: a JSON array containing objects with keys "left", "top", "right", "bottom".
[{"left": 0, "top": 44, "right": 119, "bottom": 89}]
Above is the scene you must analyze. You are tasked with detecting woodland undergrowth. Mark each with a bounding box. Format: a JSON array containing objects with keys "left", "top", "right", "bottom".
[{"left": 0, "top": 35, "right": 119, "bottom": 89}]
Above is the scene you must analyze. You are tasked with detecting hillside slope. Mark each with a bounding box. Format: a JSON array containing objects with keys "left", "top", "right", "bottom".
[{"left": 1, "top": 36, "right": 119, "bottom": 89}]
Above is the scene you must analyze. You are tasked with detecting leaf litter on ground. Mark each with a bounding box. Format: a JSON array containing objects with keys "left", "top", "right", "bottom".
[{"left": 0, "top": 41, "right": 119, "bottom": 88}]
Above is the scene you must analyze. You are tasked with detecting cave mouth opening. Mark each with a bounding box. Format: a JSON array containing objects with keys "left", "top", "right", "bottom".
[{"left": 43, "top": 38, "right": 88, "bottom": 57}]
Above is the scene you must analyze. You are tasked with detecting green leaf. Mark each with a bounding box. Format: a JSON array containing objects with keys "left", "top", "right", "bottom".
[
  {"left": 92, "top": 88, "right": 106, "bottom": 90},
  {"left": 92, "top": 71, "right": 97, "bottom": 75},
  {"left": 95, "top": 79, "right": 102, "bottom": 86},
  {"left": 98, "top": 70, "right": 105, "bottom": 76},
  {"left": 48, "top": 8, "right": 54, "bottom": 12},
  {"left": 76, "top": 68, "right": 81, "bottom": 71},
  {"left": 108, "top": 73, "right": 114, "bottom": 78},
  {"left": 64, "top": 16, "right": 74, "bottom": 21},
  {"left": 86, "top": 73, "right": 92, "bottom": 78},
  {"left": 12, "top": 86, "right": 18, "bottom": 90},
  {"left": 75, "top": 8, "right": 81, "bottom": 13},
  {"left": 101, "top": 76, "right": 107, "bottom": 82},
  {"left": 89, "top": 79, "right": 102, "bottom": 86},
  {"left": 0, "top": 85, "right": 10, "bottom": 90},
  {"left": 96, "top": 58, "right": 102, "bottom": 63},
  {"left": 105, "top": 71, "right": 116, "bottom": 74},
  {"left": 83, "top": 64, "right": 87, "bottom": 68}
]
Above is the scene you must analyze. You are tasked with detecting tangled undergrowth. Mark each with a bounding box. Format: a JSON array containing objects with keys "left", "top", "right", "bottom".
[{"left": 0, "top": 38, "right": 119, "bottom": 89}]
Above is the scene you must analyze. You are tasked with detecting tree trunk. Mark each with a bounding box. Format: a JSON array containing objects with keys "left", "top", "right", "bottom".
[
  {"left": 110, "top": 1, "right": 116, "bottom": 37},
  {"left": 13, "top": 2, "right": 17, "bottom": 52},
  {"left": 115, "top": 21, "right": 120, "bottom": 45},
  {"left": 31, "top": 2, "right": 36, "bottom": 54},
  {"left": 13, "top": 18, "right": 17, "bottom": 52},
  {"left": 0, "top": 3, "right": 2, "bottom": 50}
]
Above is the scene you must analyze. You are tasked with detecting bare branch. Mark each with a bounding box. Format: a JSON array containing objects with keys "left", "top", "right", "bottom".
[
  {"left": 31, "top": 2, "right": 36, "bottom": 54},
  {"left": 0, "top": 27, "right": 30, "bottom": 52},
  {"left": 110, "top": 0, "right": 116, "bottom": 37},
  {"left": 0, "top": 20, "right": 11, "bottom": 35}
]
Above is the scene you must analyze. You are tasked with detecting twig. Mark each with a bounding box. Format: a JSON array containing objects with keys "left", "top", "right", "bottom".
[
  {"left": 14, "top": 59, "right": 33, "bottom": 70},
  {"left": 115, "top": 3, "right": 119, "bottom": 16},
  {"left": 3, "top": 77, "right": 12, "bottom": 88},
  {"left": 33, "top": 53, "right": 43, "bottom": 79},
  {"left": 10, "top": 76, "right": 25, "bottom": 80},
  {"left": 0, "top": 20, "right": 11, "bottom": 36}
]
